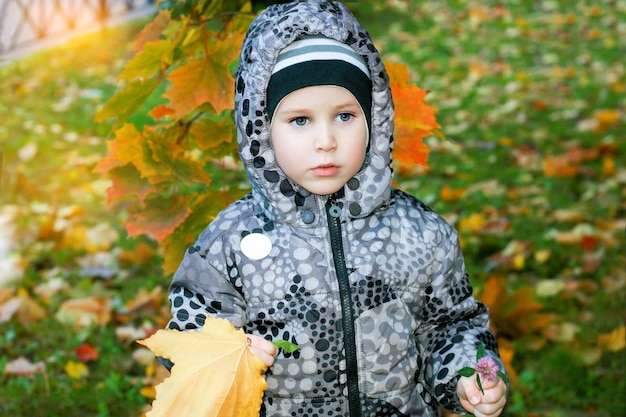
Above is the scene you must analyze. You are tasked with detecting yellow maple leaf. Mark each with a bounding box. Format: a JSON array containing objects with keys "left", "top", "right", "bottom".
[
  {"left": 65, "top": 360, "right": 89, "bottom": 379},
  {"left": 598, "top": 326, "right": 625, "bottom": 352},
  {"left": 459, "top": 213, "right": 488, "bottom": 234},
  {"left": 138, "top": 317, "right": 268, "bottom": 417}
]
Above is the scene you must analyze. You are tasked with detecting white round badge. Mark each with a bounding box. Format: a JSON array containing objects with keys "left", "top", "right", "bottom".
[{"left": 240, "top": 233, "right": 273, "bottom": 260}]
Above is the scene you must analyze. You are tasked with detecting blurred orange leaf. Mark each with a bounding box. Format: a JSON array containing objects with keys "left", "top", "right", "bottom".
[
  {"left": 602, "top": 157, "right": 615, "bottom": 176},
  {"left": 93, "top": 138, "right": 125, "bottom": 175},
  {"left": 543, "top": 143, "right": 600, "bottom": 177},
  {"left": 387, "top": 62, "right": 440, "bottom": 167},
  {"left": 495, "top": 339, "right": 518, "bottom": 385},
  {"left": 592, "top": 109, "right": 621, "bottom": 132},
  {"left": 75, "top": 344, "right": 100, "bottom": 363},
  {"left": 138, "top": 316, "right": 268, "bottom": 417},
  {"left": 150, "top": 105, "right": 176, "bottom": 121},
  {"left": 478, "top": 276, "right": 554, "bottom": 343},
  {"left": 440, "top": 185, "right": 466, "bottom": 201},
  {"left": 543, "top": 154, "right": 579, "bottom": 177}
]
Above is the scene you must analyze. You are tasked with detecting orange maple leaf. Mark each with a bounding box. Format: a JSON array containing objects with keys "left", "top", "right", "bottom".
[
  {"left": 93, "top": 139, "right": 124, "bottom": 175},
  {"left": 150, "top": 104, "right": 176, "bottom": 121},
  {"left": 387, "top": 62, "right": 440, "bottom": 167},
  {"left": 138, "top": 316, "right": 268, "bottom": 417},
  {"left": 135, "top": 10, "right": 171, "bottom": 53},
  {"left": 164, "top": 31, "right": 243, "bottom": 117},
  {"left": 104, "top": 164, "right": 152, "bottom": 203},
  {"left": 125, "top": 194, "right": 192, "bottom": 241}
]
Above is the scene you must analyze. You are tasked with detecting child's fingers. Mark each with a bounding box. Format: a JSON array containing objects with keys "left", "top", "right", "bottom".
[
  {"left": 247, "top": 334, "right": 279, "bottom": 356},
  {"left": 457, "top": 376, "right": 480, "bottom": 410},
  {"left": 246, "top": 334, "right": 278, "bottom": 367},
  {"left": 481, "top": 378, "right": 507, "bottom": 404},
  {"left": 480, "top": 375, "right": 499, "bottom": 389},
  {"left": 472, "top": 392, "right": 506, "bottom": 417},
  {"left": 248, "top": 346, "right": 276, "bottom": 367},
  {"left": 457, "top": 376, "right": 507, "bottom": 417}
]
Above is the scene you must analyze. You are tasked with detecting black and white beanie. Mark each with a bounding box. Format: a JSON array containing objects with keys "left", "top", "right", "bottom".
[{"left": 266, "top": 36, "right": 372, "bottom": 130}]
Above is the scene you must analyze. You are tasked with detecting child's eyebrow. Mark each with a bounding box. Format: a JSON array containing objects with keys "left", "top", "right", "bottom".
[
  {"left": 334, "top": 100, "right": 361, "bottom": 110},
  {"left": 277, "top": 107, "right": 310, "bottom": 115},
  {"left": 277, "top": 98, "right": 361, "bottom": 115}
]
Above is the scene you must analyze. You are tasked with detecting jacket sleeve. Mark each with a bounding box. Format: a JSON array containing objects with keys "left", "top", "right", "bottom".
[
  {"left": 158, "top": 243, "right": 247, "bottom": 370},
  {"left": 415, "top": 225, "right": 506, "bottom": 414}
]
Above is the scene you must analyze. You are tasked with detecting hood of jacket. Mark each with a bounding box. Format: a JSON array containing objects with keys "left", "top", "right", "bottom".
[{"left": 234, "top": 0, "right": 394, "bottom": 228}]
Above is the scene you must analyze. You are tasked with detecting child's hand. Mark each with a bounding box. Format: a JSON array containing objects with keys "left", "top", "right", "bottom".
[
  {"left": 246, "top": 334, "right": 278, "bottom": 367},
  {"left": 456, "top": 375, "right": 507, "bottom": 417}
]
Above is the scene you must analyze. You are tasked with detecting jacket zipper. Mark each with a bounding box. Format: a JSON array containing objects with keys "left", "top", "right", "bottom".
[{"left": 326, "top": 196, "right": 361, "bottom": 417}]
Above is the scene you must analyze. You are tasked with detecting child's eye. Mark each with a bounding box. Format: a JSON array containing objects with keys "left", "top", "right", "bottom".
[
  {"left": 336, "top": 113, "right": 354, "bottom": 122},
  {"left": 290, "top": 117, "right": 308, "bottom": 126}
]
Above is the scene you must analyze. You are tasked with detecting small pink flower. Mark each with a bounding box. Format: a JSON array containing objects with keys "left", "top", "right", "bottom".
[{"left": 474, "top": 357, "right": 499, "bottom": 381}]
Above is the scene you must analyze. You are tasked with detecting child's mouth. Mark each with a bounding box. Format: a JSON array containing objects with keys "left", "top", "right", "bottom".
[{"left": 312, "top": 164, "right": 339, "bottom": 176}]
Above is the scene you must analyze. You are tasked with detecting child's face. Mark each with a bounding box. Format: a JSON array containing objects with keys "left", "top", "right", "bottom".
[{"left": 270, "top": 85, "right": 367, "bottom": 196}]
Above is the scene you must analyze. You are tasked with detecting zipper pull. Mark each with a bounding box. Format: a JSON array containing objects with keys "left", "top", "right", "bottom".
[{"left": 327, "top": 196, "right": 342, "bottom": 218}]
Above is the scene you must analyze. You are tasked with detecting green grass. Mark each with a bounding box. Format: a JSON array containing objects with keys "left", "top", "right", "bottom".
[
  {"left": 355, "top": 1, "right": 625, "bottom": 415},
  {"left": 1, "top": 1, "right": 625, "bottom": 416}
]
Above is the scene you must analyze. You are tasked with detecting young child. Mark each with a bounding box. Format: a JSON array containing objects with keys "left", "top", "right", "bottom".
[{"left": 163, "top": 1, "right": 507, "bottom": 416}]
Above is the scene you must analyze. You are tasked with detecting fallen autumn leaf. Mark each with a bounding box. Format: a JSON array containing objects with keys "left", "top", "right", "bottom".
[{"left": 138, "top": 316, "right": 268, "bottom": 417}]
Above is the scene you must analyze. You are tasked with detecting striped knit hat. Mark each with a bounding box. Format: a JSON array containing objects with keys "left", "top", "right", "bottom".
[{"left": 266, "top": 36, "right": 372, "bottom": 130}]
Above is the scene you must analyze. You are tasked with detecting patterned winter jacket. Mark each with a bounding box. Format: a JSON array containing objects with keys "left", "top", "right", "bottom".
[{"left": 165, "top": 1, "right": 505, "bottom": 416}]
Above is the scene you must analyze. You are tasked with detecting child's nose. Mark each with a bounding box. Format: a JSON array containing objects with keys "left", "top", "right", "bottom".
[{"left": 315, "top": 123, "right": 337, "bottom": 151}]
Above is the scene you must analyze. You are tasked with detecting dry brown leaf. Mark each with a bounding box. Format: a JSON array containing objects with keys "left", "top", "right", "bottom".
[
  {"left": 543, "top": 322, "right": 580, "bottom": 343},
  {"left": 546, "top": 223, "right": 595, "bottom": 245},
  {"left": 4, "top": 357, "right": 46, "bottom": 378},
  {"left": 552, "top": 209, "right": 586, "bottom": 223},
  {"left": 0, "top": 289, "right": 46, "bottom": 325},
  {"left": 56, "top": 297, "right": 111, "bottom": 328},
  {"left": 138, "top": 316, "right": 268, "bottom": 417},
  {"left": 119, "top": 241, "right": 156, "bottom": 265},
  {"left": 114, "top": 286, "right": 165, "bottom": 323},
  {"left": 574, "top": 347, "right": 602, "bottom": 366}
]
